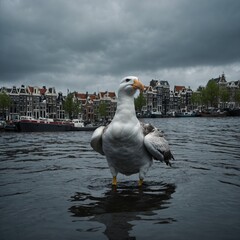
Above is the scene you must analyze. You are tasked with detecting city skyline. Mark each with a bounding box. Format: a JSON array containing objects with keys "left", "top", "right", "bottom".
[{"left": 1, "top": 73, "right": 237, "bottom": 95}]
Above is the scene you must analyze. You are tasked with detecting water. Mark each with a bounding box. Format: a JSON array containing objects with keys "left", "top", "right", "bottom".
[{"left": 0, "top": 117, "right": 239, "bottom": 240}]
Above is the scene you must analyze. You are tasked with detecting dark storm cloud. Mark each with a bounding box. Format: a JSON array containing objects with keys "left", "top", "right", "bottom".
[
  {"left": 0, "top": 0, "right": 239, "bottom": 92},
  {"left": 111, "top": 0, "right": 240, "bottom": 71}
]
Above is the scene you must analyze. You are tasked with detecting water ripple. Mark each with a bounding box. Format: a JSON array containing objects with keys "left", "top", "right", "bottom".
[{"left": 0, "top": 118, "right": 240, "bottom": 239}]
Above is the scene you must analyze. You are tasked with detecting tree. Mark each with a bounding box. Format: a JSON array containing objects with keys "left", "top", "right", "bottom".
[
  {"left": 195, "top": 87, "right": 208, "bottom": 107},
  {"left": 191, "top": 92, "right": 202, "bottom": 107},
  {"left": 134, "top": 92, "right": 146, "bottom": 113},
  {"left": 205, "top": 80, "right": 219, "bottom": 107},
  {"left": 219, "top": 87, "right": 230, "bottom": 106},
  {"left": 235, "top": 89, "right": 240, "bottom": 105},
  {"left": 0, "top": 92, "right": 11, "bottom": 119},
  {"left": 98, "top": 101, "right": 107, "bottom": 120},
  {"left": 72, "top": 100, "right": 81, "bottom": 119},
  {"left": 202, "top": 88, "right": 209, "bottom": 106},
  {"left": 63, "top": 93, "right": 81, "bottom": 119}
]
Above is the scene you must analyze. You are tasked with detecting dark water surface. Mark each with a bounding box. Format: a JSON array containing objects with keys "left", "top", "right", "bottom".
[{"left": 0, "top": 117, "right": 240, "bottom": 240}]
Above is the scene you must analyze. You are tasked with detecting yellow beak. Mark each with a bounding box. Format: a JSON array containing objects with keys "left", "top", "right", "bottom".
[{"left": 132, "top": 79, "right": 145, "bottom": 92}]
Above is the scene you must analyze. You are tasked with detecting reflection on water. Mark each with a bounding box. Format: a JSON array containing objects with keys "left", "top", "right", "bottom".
[{"left": 69, "top": 182, "right": 176, "bottom": 239}]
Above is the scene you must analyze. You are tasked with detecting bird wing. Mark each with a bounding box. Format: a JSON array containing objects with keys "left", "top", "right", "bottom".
[
  {"left": 90, "top": 126, "right": 106, "bottom": 155},
  {"left": 142, "top": 123, "right": 174, "bottom": 166}
]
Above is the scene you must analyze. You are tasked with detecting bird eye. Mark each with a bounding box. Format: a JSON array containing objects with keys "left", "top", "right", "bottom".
[{"left": 125, "top": 78, "right": 131, "bottom": 82}]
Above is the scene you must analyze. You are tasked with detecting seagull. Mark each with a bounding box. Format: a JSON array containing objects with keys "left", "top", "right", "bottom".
[{"left": 91, "top": 76, "right": 174, "bottom": 186}]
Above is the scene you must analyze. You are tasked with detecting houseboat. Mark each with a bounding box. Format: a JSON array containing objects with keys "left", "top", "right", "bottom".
[
  {"left": 14, "top": 117, "right": 98, "bottom": 132},
  {"left": 175, "top": 109, "right": 199, "bottom": 117}
]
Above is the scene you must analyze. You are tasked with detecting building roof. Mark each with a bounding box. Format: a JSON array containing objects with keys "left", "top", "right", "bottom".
[
  {"left": 89, "top": 94, "right": 97, "bottom": 101},
  {"left": 75, "top": 93, "right": 87, "bottom": 99},
  {"left": 159, "top": 80, "right": 169, "bottom": 86},
  {"left": 143, "top": 86, "right": 154, "bottom": 92},
  {"left": 227, "top": 80, "right": 240, "bottom": 88},
  {"left": 150, "top": 79, "right": 169, "bottom": 88},
  {"left": 28, "top": 86, "right": 34, "bottom": 94},
  {"left": 150, "top": 80, "right": 158, "bottom": 88},
  {"left": 40, "top": 87, "right": 47, "bottom": 95},
  {"left": 174, "top": 86, "right": 185, "bottom": 92},
  {"left": 75, "top": 92, "right": 98, "bottom": 102},
  {"left": 99, "top": 91, "right": 116, "bottom": 99},
  {"left": 209, "top": 73, "right": 227, "bottom": 85},
  {"left": 27, "top": 86, "right": 48, "bottom": 95}
]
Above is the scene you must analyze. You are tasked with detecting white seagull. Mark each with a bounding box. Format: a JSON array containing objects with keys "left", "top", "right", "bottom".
[{"left": 91, "top": 76, "right": 174, "bottom": 186}]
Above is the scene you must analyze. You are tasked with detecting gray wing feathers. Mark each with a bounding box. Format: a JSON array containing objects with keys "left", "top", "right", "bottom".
[
  {"left": 90, "top": 126, "right": 105, "bottom": 155},
  {"left": 143, "top": 126, "right": 174, "bottom": 166}
]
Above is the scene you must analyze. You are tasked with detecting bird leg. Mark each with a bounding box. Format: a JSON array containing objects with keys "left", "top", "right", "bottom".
[
  {"left": 112, "top": 176, "right": 117, "bottom": 186},
  {"left": 138, "top": 178, "right": 144, "bottom": 187}
]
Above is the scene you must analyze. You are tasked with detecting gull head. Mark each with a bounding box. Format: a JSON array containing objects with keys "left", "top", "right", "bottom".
[{"left": 118, "top": 76, "right": 144, "bottom": 96}]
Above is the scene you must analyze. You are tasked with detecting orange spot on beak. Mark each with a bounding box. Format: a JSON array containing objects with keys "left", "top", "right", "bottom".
[{"left": 132, "top": 79, "right": 144, "bottom": 92}]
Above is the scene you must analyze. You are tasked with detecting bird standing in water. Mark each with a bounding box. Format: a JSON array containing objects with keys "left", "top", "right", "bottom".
[{"left": 91, "top": 76, "right": 174, "bottom": 186}]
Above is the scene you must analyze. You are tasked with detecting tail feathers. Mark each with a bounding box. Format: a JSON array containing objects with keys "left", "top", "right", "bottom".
[{"left": 163, "top": 151, "right": 174, "bottom": 167}]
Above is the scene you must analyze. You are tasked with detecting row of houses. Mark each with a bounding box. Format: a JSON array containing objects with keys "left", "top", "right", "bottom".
[
  {"left": 142, "top": 80, "right": 194, "bottom": 116},
  {"left": 1, "top": 74, "right": 239, "bottom": 121},
  {"left": 0, "top": 85, "right": 65, "bottom": 120},
  {"left": 0, "top": 85, "right": 117, "bottom": 122},
  {"left": 142, "top": 73, "right": 240, "bottom": 116},
  {"left": 0, "top": 81, "right": 192, "bottom": 121},
  {"left": 208, "top": 73, "right": 240, "bottom": 109},
  {"left": 73, "top": 91, "right": 117, "bottom": 122}
]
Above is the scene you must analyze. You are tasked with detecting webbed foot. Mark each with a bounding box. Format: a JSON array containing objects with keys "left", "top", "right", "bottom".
[
  {"left": 138, "top": 179, "right": 144, "bottom": 187},
  {"left": 112, "top": 176, "right": 117, "bottom": 186}
]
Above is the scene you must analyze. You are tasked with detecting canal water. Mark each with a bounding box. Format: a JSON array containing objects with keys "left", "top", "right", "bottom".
[{"left": 0, "top": 117, "right": 239, "bottom": 240}]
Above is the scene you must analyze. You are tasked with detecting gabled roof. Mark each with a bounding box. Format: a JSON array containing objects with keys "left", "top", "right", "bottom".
[
  {"left": 99, "top": 91, "right": 116, "bottom": 99},
  {"left": 46, "top": 87, "right": 57, "bottom": 95},
  {"left": 75, "top": 93, "right": 87, "bottom": 99},
  {"left": 89, "top": 94, "right": 97, "bottom": 101},
  {"left": 150, "top": 79, "right": 169, "bottom": 88},
  {"left": 39, "top": 88, "right": 47, "bottom": 95},
  {"left": 209, "top": 73, "right": 227, "bottom": 85},
  {"left": 28, "top": 86, "right": 34, "bottom": 94},
  {"left": 99, "top": 92, "right": 106, "bottom": 98},
  {"left": 150, "top": 79, "right": 158, "bottom": 88},
  {"left": 27, "top": 86, "right": 47, "bottom": 95},
  {"left": 19, "top": 85, "right": 28, "bottom": 94},
  {"left": 174, "top": 86, "right": 185, "bottom": 92},
  {"left": 227, "top": 80, "right": 240, "bottom": 88},
  {"left": 144, "top": 86, "right": 153, "bottom": 92},
  {"left": 235, "top": 80, "right": 240, "bottom": 87},
  {"left": 0, "top": 87, "right": 11, "bottom": 94},
  {"left": 11, "top": 86, "right": 18, "bottom": 94},
  {"left": 108, "top": 92, "right": 116, "bottom": 98},
  {"left": 75, "top": 92, "right": 97, "bottom": 101},
  {"left": 159, "top": 80, "right": 169, "bottom": 86}
]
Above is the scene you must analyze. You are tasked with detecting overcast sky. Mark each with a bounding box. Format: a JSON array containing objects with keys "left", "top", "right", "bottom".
[{"left": 0, "top": 0, "right": 240, "bottom": 94}]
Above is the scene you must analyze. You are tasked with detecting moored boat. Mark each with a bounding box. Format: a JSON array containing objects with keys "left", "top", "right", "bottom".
[
  {"left": 71, "top": 119, "right": 99, "bottom": 131},
  {"left": 199, "top": 109, "right": 228, "bottom": 117},
  {"left": 4, "top": 123, "right": 17, "bottom": 132},
  {"left": 150, "top": 111, "right": 163, "bottom": 118},
  {"left": 0, "top": 120, "right": 6, "bottom": 131},
  {"left": 227, "top": 108, "right": 240, "bottom": 116},
  {"left": 175, "top": 110, "right": 199, "bottom": 117},
  {"left": 14, "top": 116, "right": 99, "bottom": 132}
]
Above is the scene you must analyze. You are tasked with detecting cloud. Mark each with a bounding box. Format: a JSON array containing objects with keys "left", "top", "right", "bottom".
[{"left": 0, "top": 0, "right": 240, "bottom": 93}]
